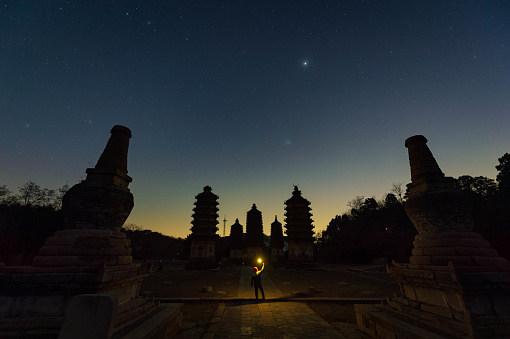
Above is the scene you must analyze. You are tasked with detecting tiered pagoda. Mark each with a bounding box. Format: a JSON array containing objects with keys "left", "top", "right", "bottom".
[
  {"left": 228, "top": 218, "right": 244, "bottom": 264},
  {"left": 187, "top": 186, "right": 219, "bottom": 269},
  {"left": 284, "top": 186, "right": 315, "bottom": 267},
  {"left": 270, "top": 216, "right": 285, "bottom": 266},
  {"left": 245, "top": 204, "right": 265, "bottom": 264}
]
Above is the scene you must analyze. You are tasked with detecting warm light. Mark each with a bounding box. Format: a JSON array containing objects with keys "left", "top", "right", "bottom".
[{"left": 258, "top": 258, "right": 262, "bottom": 263}]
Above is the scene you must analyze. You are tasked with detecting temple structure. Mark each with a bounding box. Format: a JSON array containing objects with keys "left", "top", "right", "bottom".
[
  {"left": 246, "top": 204, "right": 265, "bottom": 264},
  {"left": 270, "top": 216, "right": 285, "bottom": 266},
  {"left": 228, "top": 218, "right": 244, "bottom": 264},
  {"left": 356, "top": 135, "right": 510, "bottom": 338},
  {"left": 284, "top": 186, "right": 315, "bottom": 267},
  {"left": 0, "top": 125, "right": 182, "bottom": 337},
  {"left": 187, "top": 186, "right": 219, "bottom": 269}
]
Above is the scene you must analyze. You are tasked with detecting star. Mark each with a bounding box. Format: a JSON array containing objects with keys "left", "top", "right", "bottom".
[{"left": 303, "top": 61, "right": 308, "bottom": 66}]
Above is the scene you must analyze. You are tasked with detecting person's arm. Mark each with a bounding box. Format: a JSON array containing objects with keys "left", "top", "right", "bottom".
[{"left": 259, "top": 263, "right": 265, "bottom": 274}]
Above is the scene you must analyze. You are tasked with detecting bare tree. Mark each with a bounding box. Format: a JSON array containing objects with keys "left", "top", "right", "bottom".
[
  {"left": 347, "top": 195, "right": 365, "bottom": 217},
  {"left": 390, "top": 182, "right": 405, "bottom": 203},
  {"left": 0, "top": 184, "right": 11, "bottom": 203},
  {"left": 18, "top": 181, "right": 43, "bottom": 206},
  {"left": 18, "top": 181, "right": 56, "bottom": 207},
  {"left": 347, "top": 196, "right": 365, "bottom": 210},
  {"left": 123, "top": 223, "right": 144, "bottom": 231},
  {"left": 54, "top": 183, "right": 70, "bottom": 209}
]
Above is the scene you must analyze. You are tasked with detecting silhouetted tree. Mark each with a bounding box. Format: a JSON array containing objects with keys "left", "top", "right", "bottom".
[
  {"left": 347, "top": 195, "right": 364, "bottom": 217},
  {"left": 0, "top": 204, "right": 64, "bottom": 265},
  {"left": 0, "top": 182, "right": 66, "bottom": 265},
  {"left": 123, "top": 223, "right": 144, "bottom": 231},
  {"left": 316, "top": 190, "right": 415, "bottom": 264},
  {"left": 391, "top": 182, "right": 405, "bottom": 203},
  {"left": 384, "top": 193, "right": 400, "bottom": 207},
  {"left": 496, "top": 153, "right": 510, "bottom": 193},
  {"left": 54, "top": 183, "right": 69, "bottom": 209},
  {"left": 360, "top": 197, "right": 378, "bottom": 214},
  {"left": 122, "top": 227, "right": 185, "bottom": 260},
  {"left": 454, "top": 175, "right": 497, "bottom": 198},
  {"left": 316, "top": 153, "right": 510, "bottom": 264},
  {"left": 0, "top": 184, "right": 10, "bottom": 202}
]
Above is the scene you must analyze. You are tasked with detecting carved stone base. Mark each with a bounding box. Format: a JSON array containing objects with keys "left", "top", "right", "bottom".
[
  {"left": 355, "top": 303, "right": 458, "bottom": 339},
  {"left": 187, "top": 239, "right": 217, "bottom": 270},
  {"left": 0, "top": 262, "right": 160, "bottom": 337},
  {"left": 286, "top": 239, "right": 315, "bottom": 268},
  {"left": 32, "top": 229, "right": 133, "bottom": 268},
  {"left": 355, "top": 232, "right": 510, "bottom": 338}
]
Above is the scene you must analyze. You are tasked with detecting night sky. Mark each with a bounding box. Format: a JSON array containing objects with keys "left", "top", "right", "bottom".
[{"left": 2, "top": 1, "right": 509, "bottom": 239}]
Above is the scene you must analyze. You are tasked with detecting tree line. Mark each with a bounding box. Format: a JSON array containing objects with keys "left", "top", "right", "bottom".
[
  {"left": 315, "top": 153, "right": 510, "bottom": 264},
  {"left": 0, "top": 181, "right": 69, "bottom": 209},
  {"left": 0, "top": 181, "right": 185, "bottom": 265},
  {"left": 2, "top": 153, "right": 509, "bottom": 266},
  {"left": 121, "top": 223, "right": 185, "bottom": 261},
  {"left": 0, "top": 182, "right": 68, "bottom": 265}
]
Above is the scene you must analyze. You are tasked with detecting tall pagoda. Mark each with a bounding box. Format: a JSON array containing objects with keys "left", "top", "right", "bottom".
[
  {"left": 246, "top": 204, "right": 265, "bottom": 264},
  {"left": 270, "top": 216, "right": 285, "bottom": 266},
  {"left": 228, "top": 218, "right": 244, "bottom": 264},
  {"left": 284, "top": 186, "right": 315, "bottom": 266},
  {"left": 187, "top": 186, "right": 219, "bottom": 269}
]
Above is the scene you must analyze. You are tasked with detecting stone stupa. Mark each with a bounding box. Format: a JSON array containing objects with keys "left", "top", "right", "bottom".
[
  {"left": 355, "top": 135, "right": 510, "bottom": 339},
  {"left": 0, "top": 125, "right": 182, "bottom": 337}
]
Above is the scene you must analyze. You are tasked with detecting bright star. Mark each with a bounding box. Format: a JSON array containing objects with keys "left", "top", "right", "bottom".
[{"left": 303, "top": 61, "right": 308, "bottom": 66}]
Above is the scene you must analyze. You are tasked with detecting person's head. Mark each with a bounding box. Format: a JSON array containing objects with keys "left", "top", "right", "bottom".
[{"left": 253, "top": 267, "right": 258, "bottom": 273}]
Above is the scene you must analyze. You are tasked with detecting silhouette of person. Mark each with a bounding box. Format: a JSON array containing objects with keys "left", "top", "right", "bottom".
[{"left": 251, "top": 262, "right": 265, "bottom": 301}]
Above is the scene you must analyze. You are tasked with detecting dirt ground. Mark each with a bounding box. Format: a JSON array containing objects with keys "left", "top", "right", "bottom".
[
  {"left": 268, "top": 265, "right": 398, "bottom": 299},
  {"left": 140, "top": 262, "right": 400, "bottom": 337},
  {"left": 140, "top": 262, "right": 240, "bottom": 299}
]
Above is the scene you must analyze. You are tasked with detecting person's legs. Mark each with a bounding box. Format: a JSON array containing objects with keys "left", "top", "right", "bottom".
[
  {"left": 260, "top": 286, "right": 265, "bottom": 300},
  {"left": 254, "top": 286, "right": 258, "bottom": 300}
]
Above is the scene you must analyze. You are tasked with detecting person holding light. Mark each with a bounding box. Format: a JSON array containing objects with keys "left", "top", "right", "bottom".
[{"left": 251, "top": 259, "right": 265, "bottom": 301}]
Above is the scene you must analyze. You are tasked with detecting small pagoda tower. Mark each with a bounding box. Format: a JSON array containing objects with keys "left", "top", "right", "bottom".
[
  {"left": 246, "top": 204, "right": 265, "bottom": 264},
  {"left": 187, "top": 186, "right": 219, "bottom": 269},
  {"left": 284, "top": 186, "right": 315, "bottom": 267},
  {"left": 228, "top": 218, "right": 244, "bottom": 264},
  {"left": 270, "top": 216, "right": 285, "bottom": 266}
]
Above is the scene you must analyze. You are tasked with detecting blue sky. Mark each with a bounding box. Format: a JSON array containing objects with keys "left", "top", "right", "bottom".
[{"left": 1, "top": 1, "right": 509, "bottom": 238}]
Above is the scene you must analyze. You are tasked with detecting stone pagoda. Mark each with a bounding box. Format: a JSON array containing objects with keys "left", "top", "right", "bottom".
[
  {"left": 356, "top": 135, "right": 510, "bottom": 338},
  {"left": 0, "top": 125, "right": 182, "bottom": 337},
  {"left": 187, "top": 186, "right": 219, "bottom": 269},
  {"left": 246, "top": 204, "right": 265, "bottom": 264},
  {"left": 284, "top": 186, "right": 315, "bottom": 267},
  {"left": 229, "top": 218, "right": 244, "bottom": 264},
  {"left": 270, "top": 216, "right": 285, "bottom": 266}
]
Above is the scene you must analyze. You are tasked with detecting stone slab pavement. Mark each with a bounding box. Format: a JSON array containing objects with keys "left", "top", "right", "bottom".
[{"left": 202, "top": 267, "right": 360, "bottom": 338}]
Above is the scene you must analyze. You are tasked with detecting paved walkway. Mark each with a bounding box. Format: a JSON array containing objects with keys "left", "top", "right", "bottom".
[{"left": 202, "top": 267, "right": 358, "bottom": 338}]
